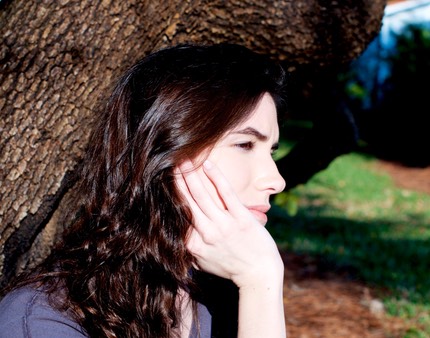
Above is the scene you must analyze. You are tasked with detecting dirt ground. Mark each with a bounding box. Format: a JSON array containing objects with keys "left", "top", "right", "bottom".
[{"left": 281, "top": 160, "right": 430, "bottom": 338}]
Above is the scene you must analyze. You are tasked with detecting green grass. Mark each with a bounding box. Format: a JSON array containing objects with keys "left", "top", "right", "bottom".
[{"left": 268, "top": 150, "right": 430, "bottom": 337}]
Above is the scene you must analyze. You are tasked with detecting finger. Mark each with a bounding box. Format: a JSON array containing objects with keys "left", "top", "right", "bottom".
[
  {"left": 202, "top": 160, "right": 248, "bottom": 218},
  {"left": 176, "top": 165, "right": 223, "bottom": 242},
  {"left": 175, "top": 168, "right": 208, "bottom": 223},
  {"left": 179, "top": 161, "right": 227, "bottom": 220}
]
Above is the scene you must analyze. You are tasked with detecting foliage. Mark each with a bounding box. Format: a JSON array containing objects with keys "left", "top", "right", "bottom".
[
  {"left": 344, "top": 24, "right": 430, "bottom": 166},
  {"left": 270, "top": 151, "right": 430, "bottom": 336}
]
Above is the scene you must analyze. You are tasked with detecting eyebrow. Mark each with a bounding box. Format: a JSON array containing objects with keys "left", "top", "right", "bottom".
[{"left": 230, "top": 127, "right": 268, "bottom": 141}]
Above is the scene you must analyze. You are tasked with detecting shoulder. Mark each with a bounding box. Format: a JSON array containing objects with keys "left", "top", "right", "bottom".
[{"left": 0, "top": 286, "right": 88, "bottom": 338}]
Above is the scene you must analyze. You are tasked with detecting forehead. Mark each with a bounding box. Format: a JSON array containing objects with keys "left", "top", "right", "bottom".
[{"left": 229, "top": 94, "right": 279, "bottom": 134}]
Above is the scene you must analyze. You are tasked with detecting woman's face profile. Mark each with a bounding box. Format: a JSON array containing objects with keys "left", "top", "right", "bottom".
[{"left": 202, "top": 93, "right": 286, "bottom": 225}]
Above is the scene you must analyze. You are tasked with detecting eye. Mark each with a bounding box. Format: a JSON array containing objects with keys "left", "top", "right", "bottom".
[{"left": 235, "top": 141, "right": 255, "bottom": 151}]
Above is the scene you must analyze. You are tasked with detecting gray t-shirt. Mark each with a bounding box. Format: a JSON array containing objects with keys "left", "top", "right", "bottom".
[{"left": 0, "top": 287, "right": 211, "bottom": 338}]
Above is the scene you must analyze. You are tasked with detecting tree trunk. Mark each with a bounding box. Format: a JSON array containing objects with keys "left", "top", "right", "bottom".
[{"left": 0, "top": 0, "right": 386, "bottom": 287}]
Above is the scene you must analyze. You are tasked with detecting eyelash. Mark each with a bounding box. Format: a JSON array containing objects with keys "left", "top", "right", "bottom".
[
  {"left": 235, "top": 141, "right": 255, "bottom": 151},
  {"left": 235, "top": 142, "right": 279, "bottom": 155}
]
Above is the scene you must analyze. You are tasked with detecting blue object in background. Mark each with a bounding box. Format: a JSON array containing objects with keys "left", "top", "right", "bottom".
[{"left": 351, "top": 0, "right": 430, "bottom": 107}]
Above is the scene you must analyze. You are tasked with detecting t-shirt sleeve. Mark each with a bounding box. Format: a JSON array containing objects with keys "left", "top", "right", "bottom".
[{"left": 0, "top": 287, "right": 88, "bottom": 338}]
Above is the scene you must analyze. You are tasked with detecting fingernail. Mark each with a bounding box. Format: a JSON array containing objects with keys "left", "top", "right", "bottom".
[{"left": 203, "top": 160, "right": 212, "bottom": 169}]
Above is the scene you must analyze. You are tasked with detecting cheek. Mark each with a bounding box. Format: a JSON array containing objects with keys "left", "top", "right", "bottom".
[{"left": 211, "top": 155, "right": 251, "bottom": 201}]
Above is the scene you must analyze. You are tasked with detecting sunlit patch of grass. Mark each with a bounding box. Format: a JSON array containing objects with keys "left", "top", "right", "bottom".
[
  {"left": 269, "top": 151, "right": 430, "bottom": 337},
  {"left": 385, "top": 298, "right": 430, "bottom": 337}
]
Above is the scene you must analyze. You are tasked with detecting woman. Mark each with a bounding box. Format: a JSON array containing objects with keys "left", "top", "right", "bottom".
[{"left": 0, "top": 43, "right": 287, "bottom": 338}]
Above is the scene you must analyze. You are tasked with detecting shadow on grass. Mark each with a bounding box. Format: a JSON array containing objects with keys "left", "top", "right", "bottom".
[{"left": 267, "top": 202, "right": 430, "bottom": 304}]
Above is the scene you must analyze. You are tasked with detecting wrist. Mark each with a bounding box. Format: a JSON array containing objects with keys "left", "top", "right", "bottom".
[{"left": 234, "top": 256, "right": 284, "bottom": 290}]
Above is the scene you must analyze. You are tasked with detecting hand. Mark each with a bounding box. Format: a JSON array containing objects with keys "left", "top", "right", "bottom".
[{"left": 176, "top": 160, "right": 283, "bottom": 289}]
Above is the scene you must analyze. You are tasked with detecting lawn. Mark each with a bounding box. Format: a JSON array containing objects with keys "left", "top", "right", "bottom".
[{"left": 268, "top": 150, "right": 430, "bottom": 337}]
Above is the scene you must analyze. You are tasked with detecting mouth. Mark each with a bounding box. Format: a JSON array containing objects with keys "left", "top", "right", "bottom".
[{"left": 247, "top": 205, "right": 270, "bottom": 225}]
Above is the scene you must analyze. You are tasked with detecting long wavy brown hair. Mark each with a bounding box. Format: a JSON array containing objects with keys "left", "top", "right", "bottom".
[{"left": 10, "top": 44, "right": 286, "bottom": 337}]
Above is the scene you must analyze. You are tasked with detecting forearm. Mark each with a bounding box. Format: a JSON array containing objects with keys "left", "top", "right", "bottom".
[{"left": 237, "top": 263, "right": 286, "bottom": 338}]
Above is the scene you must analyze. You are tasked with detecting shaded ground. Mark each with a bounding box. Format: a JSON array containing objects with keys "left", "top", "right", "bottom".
[{"left": 281, "top": 160, "right": 430, "bottom": 337}]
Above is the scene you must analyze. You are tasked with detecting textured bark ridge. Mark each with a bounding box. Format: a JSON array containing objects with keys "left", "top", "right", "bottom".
[
  {"left": 172, "top": 0, "right": 386, "bottom": 67},
  {"left": 0, "top": 0, "right": 386, "bottom": 286}
]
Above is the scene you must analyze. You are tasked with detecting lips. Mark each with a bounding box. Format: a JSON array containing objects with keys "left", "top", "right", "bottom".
[{"left": 247, "top": 205, "right": 270, "bottom": 225}]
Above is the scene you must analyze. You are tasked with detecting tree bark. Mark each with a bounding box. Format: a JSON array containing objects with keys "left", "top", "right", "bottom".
[{"left": 0, "top": 0, "right": 386, "bottom": 286}]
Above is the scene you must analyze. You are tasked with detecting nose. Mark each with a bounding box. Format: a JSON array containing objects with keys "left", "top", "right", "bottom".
[{"left": 255, "top": 156, "right": 286, "bottom": 195}]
